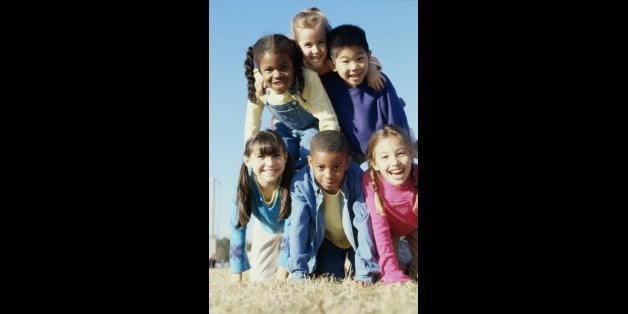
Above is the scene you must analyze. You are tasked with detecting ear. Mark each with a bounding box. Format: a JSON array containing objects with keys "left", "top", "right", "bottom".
[
  {"left": 329, "top": 59, "right": 336, "bottom": 71},
  {"left": 370, "top": 159, "right": 381, "bottom": 171},
  {"left": 368, "top": 50, "right": 372, "bottom": 60},
  {"left": 244, "top": 155, "right": 251, "bottom": 168},
  {"left": 307, "top": 155, "right": 313, "bottom": 167},
  {"left": 344, "top": 154, "right": 352, "bottom": 170}
]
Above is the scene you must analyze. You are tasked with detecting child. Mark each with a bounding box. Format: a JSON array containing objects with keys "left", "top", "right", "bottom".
[
  {"left": 291, "top": 7, "right": 386, "bottom": 91},
  {"left": 321, "top": 24, "right": 411, "bottom": 165},
  {"left": 254, "top": 7, "right": 387, "bottom": 95},
  {"left": 244, "top": 34, "right": 340, "bottom": 170},
  {"left": 362, "top": 125, "right": 419, "bottom": 284},
  {"left": 229, "top": 130, "right": 294, "bottom": 282},
  {"left": 287, "top": 130, "right": 380, "bottom": 284}
]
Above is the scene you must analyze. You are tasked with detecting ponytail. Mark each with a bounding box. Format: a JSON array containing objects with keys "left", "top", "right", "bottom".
[
  {"left": 369, "top": 167, "right": 386, "bottom": 216},
  {"left": 236, "top": 163, "right": 252, "bottom": 228}
]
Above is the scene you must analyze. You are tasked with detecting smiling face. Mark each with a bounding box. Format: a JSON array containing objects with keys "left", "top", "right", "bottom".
[
  {"left": 331, "top": 45, "right": 371, "bottom": 88},
  {"left": 258, "top": 51, "right": 294, "bottom": 94},
  {"left": 371, "top": 136, "right": 412, "bottom": 186},
  {"left": 244, "top": 144, "right": 287, "bottom": 188},
  {"left": 308, "top": 150, "right": 350, "bottom": 194},
  {"left": 295, "top": 26, "right": 328, "bottom": 71}
]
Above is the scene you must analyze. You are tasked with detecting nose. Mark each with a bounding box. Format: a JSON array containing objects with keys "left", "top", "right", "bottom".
[
  {"left": 349, "top": 61, "right": 358, "bottom": 71},
  {"left": 272, "top": 69, "right": 283, "bottom": 78},
  {"left": 264, "top": 156, "right": 274, "bottom": 165},
  {"left": 311, "top": 44, "right": 319, "bottom": 54}
]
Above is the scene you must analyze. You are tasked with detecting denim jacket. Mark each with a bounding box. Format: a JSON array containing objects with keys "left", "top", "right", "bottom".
[
  {"left": 229, "top": 171, "right": 289, "bottom": 274},
  {"left": 287, "top": 163, "right": 380, "bottom": 283}
]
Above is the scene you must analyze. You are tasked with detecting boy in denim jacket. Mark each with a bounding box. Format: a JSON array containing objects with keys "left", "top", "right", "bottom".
[{"left": 287, "top": 130, "right": 380, "bottom": 284}]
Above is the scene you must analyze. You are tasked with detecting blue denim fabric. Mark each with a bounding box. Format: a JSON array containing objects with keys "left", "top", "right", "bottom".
[
  {"left": 273, "top": 122, "right": 318, "bottom": 170},
  {"left": 265, "top": 97, "right": 319, "bottom": 170},
  {"left": 315, "top": 238, "right": 356, "bottom": 279},
  {"left": 286, "top": 163, "right": 380, "bottom": 283}
]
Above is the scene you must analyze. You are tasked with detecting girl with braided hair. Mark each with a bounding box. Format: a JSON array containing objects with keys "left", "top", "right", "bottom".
[
  {"left": 243, "top": 34, "right": 339, "bottom": 170},
  {"left": 362, "top": 124, "right": 419, "bottom": 284}
]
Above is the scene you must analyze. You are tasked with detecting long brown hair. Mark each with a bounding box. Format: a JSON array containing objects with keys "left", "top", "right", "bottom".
[
  {"left": 364, "top": 125, "right": 418, "bottom": 215},
  {"left": 236, "top": 130, "right": 294, "bottom": 228}
]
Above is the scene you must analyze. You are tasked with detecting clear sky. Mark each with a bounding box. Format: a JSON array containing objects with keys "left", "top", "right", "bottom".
[{"left": 209, "top": 0, "right": 418, "bottom": 239}]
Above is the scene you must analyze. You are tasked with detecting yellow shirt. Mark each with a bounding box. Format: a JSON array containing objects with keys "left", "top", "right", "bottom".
[
  {"left": 243, "top": 67, "right": 340, "bottom": 144},
  {"left": 323, "top": 189, "right": 351, "bottom": 249}
]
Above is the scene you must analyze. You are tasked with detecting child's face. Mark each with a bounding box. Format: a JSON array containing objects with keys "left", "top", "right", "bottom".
[
  {"left": 307, "top": 150, "right": 350, "bottom": 194},
  {"left": 331, "top": 46, "right": 371, "bottom": 88},
  {"left": 371, "top": 136, "right": 412, "bottom": 186},
  {"left": 295, "top": 26, "right": 328, "bottom": 71},
  {"left": 244, "top": 145, "right": 287, "bottom": 187},
  {"left": 258, "top": 51, "right": 294, "bottom": 94}
]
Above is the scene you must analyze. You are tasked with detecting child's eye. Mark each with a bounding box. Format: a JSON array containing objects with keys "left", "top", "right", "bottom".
[
  {"left": 317, "top": 166, "right": 324, "bottom": 171},
  {"left": 280, "top": 65, "right": 289, "bottom": 71},
  {"left": 304, "top": 44, "right": 312, "bottom": 48}
]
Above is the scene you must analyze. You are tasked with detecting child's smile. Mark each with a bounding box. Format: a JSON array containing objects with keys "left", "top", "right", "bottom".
[{"left": 258, "top": 51, "right": 295, "bottom": 95}]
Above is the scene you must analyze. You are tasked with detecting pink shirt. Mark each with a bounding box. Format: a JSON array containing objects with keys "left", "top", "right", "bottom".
[{"left": 362, "top": 164, "right": 419, "bottom": 284}]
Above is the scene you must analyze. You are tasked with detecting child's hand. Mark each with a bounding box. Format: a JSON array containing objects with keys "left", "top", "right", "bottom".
[
  {"left": 230, "top": 273, "right": 242, "bottom": 283},
  {"left": 254, "top": 70, "right": 266, "bottom": 96},
  {"left": 275, "top": 267, "right": 289, "bottom": 282},
  {"left": 353, "top": 279, "right": 371, "bottom": 287},
  {"left": 367, "top": 63, "right": 386, "bottom": 92}
]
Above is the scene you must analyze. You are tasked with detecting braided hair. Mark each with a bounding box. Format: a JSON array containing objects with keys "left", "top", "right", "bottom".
[
  {"left": 365, "top": 125, "right": 419, "bottom": 215},
  {"left": 244, "top": 34, "right": 305, "bottom": 103}
]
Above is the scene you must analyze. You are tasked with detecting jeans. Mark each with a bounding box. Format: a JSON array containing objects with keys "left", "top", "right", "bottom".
[
  {"left": 314, "top": 237, "right": 356, "bottom": 280},
  {"left": 274, "top": 122, "right": 318, "bottom": 170},
  {"left": 265, "top": 99, "right": 319, "bottom": 170}
]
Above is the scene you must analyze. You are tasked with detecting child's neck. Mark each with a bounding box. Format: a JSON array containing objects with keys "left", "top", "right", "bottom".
[{"left": 254, "top": 176, "right": 279, "bottom": 202}]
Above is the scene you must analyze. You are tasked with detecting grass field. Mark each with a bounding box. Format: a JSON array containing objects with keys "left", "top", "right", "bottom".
[{"left": 209, "top": 267, "right": 418, "bottom": 313}]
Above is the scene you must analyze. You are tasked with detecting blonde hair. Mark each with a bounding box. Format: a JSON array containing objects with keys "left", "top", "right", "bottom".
[
  {"left": 365, "top": 125, "right": 419, "bottom": 215},
  {"left": 291, "top": 7, "right": 332, "bottom": 42}
]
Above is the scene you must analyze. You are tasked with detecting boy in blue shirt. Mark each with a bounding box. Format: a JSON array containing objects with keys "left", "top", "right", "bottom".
[
  {"left": 287, "top": 130, "right": 380, "bottom": 284},
  {"left": 321, "top": 24, "right": 411, "bottom": 165}
]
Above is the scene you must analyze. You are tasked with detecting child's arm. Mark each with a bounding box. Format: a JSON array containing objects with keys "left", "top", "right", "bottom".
[
  {"left": 243, "top": 99, "right": 264, "bottom": 145},
  {"left": 367, "top": 56, "right": 386, "bottom": 92},
  {"left": 362, "top": 172, "right": 410, "bottom": 284},
  {"left": 301, "top": 68, "right": 340, "bottom": 132},
  {"left": 276, "top": 216, "right": 290, "bottom": 280},
  {"left": 289, "top": 180, "right": 313, "bottom": 282},
  {"left": 380, "top": 75, "right": 412, "bottom": 136},
  {"left": 229, "top": 203, "right": 251, "bottom": 282},
  {"left": 348, "top": 168, "right": 380, "bottom": 284}
]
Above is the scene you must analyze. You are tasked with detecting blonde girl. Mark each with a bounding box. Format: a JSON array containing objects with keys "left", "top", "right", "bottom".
[{"left": 362, "top": 124, "right": 419, "bottom": 284}]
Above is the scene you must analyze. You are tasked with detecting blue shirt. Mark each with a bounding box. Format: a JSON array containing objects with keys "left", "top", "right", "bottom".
[
  {"left": 229, "top": 172, "right": 289, "bottom": 274},
  {"left": 286, "top": 163, "right": 380, "bottom": 283},
  {"left": 321, "top": 72, "right": 411, "bottom": 156}
]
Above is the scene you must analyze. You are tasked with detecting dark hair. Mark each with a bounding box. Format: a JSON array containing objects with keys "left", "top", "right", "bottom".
[
  {"left": 310, "top": 130, "right": 350, "bottom": 155},
  {"left": 327, "top": 24, "right": 370, "bottom": 60},
  {"left": 244, "top": 34, "right": 305, "bottom": 103},
  {"left": 236, "top": 130, "right": 294, "bottom": 228}
]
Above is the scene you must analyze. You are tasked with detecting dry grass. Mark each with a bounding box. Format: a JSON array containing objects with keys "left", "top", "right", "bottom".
[{"left": 209, "top": 267, "right": 418, "bottom": 313}]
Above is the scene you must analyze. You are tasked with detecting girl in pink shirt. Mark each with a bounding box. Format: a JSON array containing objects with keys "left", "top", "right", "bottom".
[{"left": 362, "top": 125, "right": 419, "bottom": 284}]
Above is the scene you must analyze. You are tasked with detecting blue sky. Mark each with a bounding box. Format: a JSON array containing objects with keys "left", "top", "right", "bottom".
[{"left": 209, "top": 0, "right": 418, "bottom": 239}]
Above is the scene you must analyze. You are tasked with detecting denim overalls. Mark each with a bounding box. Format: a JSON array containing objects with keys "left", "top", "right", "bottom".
[{"left": 265, "top": 87, "right": 319, "bottom": 170}]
